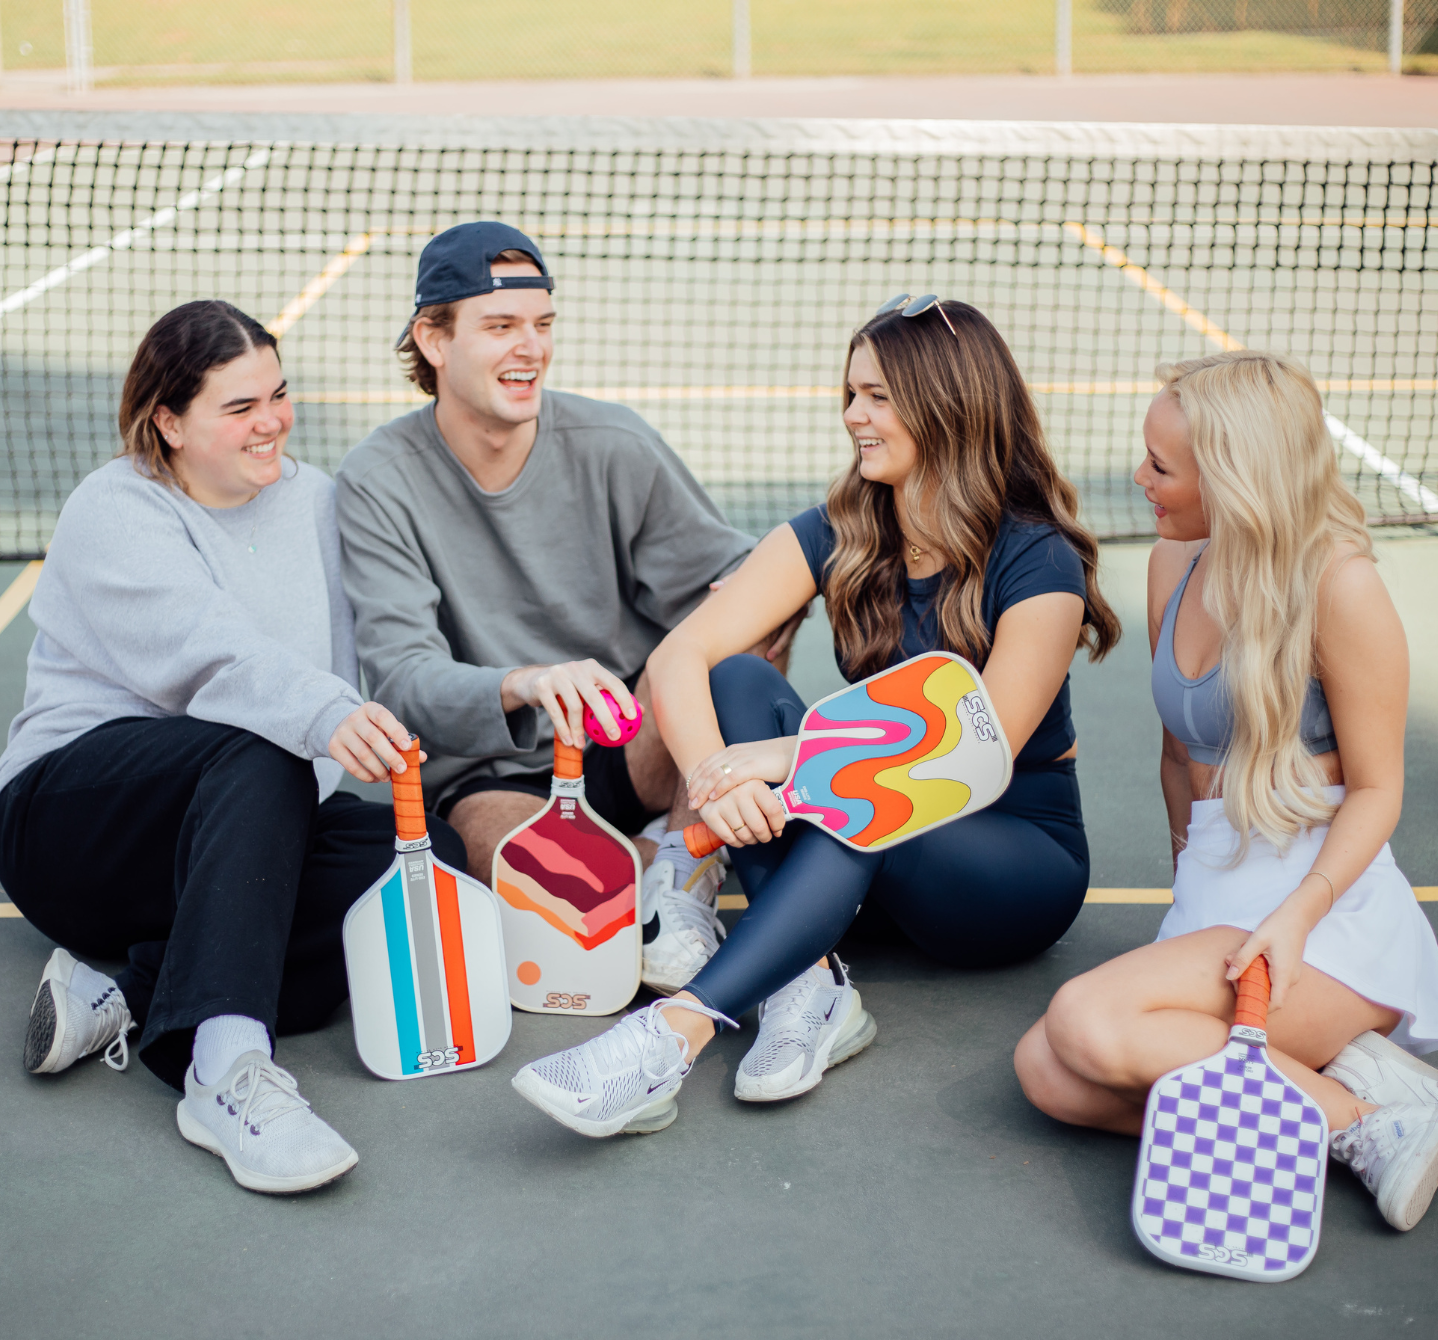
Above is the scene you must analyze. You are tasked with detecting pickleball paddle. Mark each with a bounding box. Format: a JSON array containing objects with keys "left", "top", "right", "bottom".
[
  {"left": 491, "top": 714, "right": 643, "bottom": 1017},
  {"left": 342, "top": 738, "right": 512, "bottom": 1081},
  {"left": 684, "top": 651, "right": 1012, "bottom": 857},
  {"left": 1132, "top": 956, "right": 1329, "bottom": 1282}
]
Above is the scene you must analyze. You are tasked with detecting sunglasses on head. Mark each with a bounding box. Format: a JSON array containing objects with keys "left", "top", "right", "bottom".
[{"left": 875, "top": 293, "right": 958, "bottom": 337}]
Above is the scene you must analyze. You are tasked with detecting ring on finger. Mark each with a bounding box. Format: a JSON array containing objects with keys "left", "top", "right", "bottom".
[{"left": 721, "top": 764, "right": 732, "bottom": 775}]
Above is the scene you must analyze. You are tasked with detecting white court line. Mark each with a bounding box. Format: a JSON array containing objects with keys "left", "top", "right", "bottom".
[
  {"left": 1064, "top": 221, "right": 1437, "bottom": 514},
  {"left": 0, "top": 148, "right": 271, "bottom": 319},
  {"left": 0, "top": 146, "right": 59, "bottom": 184},
  {"left": 1325, "top": 414, "right": 1438, "bottom": 513}
]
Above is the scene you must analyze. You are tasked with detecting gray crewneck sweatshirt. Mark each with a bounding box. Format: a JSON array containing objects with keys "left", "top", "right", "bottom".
[
  {"left": 336, "top": 392, "right": 754, "bottom": 807},
  {"left": 0, "top": 456, "right": 363, "bottom": 799}
]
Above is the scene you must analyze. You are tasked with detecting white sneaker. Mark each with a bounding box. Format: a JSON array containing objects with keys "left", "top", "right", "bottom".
[
  {"left": 640, "top": 854, "right": 726, "bottom": 995},
  {"left": 24, "top": 948, "right": 133, "bottom": 1075},
  {"left": 1330, "top": 1102, "right": 1438, "bottom": 1231},
  {"left": 734, "top": 957, "right": 876, "bottom": 1103},
  {"left": 1323, "top": 1030, "right": 1438, "bottom": 1108},
  {"left": 512, "top": 998, "right": 735, "bottom": 1138},
  {"left": 177, "top": 1051, "right": 358, "bottom": 1194}
]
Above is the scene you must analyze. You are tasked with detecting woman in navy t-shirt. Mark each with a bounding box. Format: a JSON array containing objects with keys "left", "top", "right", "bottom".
[{"left": 510, "top": 298, "right": 1120, "bottom": 1138}]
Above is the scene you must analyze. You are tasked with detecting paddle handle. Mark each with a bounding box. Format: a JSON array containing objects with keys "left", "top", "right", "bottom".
[
  {"left": 392, "top": 737, "right": 427, "bottom": 843},
  {"left": 554, "top": 736, "right": 584, "bottom": 781},
  {"left": 1233, "top": 955, "right": 1271, "bottom": 1030},
  {"left": 684, "top": 823, "right": 725, "bottom": 858}
]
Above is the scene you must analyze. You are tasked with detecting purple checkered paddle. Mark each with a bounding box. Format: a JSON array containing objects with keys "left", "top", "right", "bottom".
[{"left": 1131, "top": 956, "right": 1329, "bottom": 1283}]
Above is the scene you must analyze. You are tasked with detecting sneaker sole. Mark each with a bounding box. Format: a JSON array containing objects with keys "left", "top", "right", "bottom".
[
  {"left": 23, "top": 980, "right": 63, "bottom": 1074},
  {"left": 1377, "top": 1124, "right": 1438, "bottom": 1231},
  {"left": 176, "top": 1104, "right": 359, "bottom": 1194},
  {"left": 735, "top": 990, "right": 877, "bottom": 1104},
  {"left": 512, "top": 1069, "right": 681, "bottom": 1138}
]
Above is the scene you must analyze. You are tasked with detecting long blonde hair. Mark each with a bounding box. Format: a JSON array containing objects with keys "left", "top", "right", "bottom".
[
  {"left": 1160, "top": 351, "right": 1371, "bottom": 854},
  {"left": 826, "top": 301, "right": 1119, "bottom": 677}
]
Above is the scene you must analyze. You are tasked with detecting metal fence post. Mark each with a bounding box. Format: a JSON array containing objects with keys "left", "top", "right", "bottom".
[
  {"left": 1056, "top": 0, "right": 1072, "bottom": 76},
  {"left": 394, "top": 0, "right": 413, "bottom": 84},
  {"left": 733, "top": 0, "right": 751, "bottom": 79},
  {"left": 64, "top": 0, "right": 93, "bottom": 93},
  {"left": 1389, "top": 0, "right": 1404, "bottom": 74}
]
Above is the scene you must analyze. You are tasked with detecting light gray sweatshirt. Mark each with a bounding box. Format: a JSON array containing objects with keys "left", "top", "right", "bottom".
[
  {"left": 335, "top": 392, "right": 755, "bottom": 807},
  {"left": 0, "top": 457, "right": 364, "bottom": 800}
]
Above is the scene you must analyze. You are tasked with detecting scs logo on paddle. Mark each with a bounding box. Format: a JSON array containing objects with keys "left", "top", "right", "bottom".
[
  {"left": 416, "top": 1046, "right": 462, "bottom": 1070},
  {"left": 543, "top": 992, "right": 591, "bottom": 1010},
  {"left": 959, "top": 691, "right": 997, "bottom": 743}
]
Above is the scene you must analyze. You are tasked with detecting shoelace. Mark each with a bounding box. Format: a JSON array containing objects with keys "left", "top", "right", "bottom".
[
  {"left": 579, "top": 999, "right": 738, "bottom": 1092},
  {"left": 658, "top": 860, "right": 726, "bottom": 953},
  {"left": 755, "top": 956, "right": 847, "bottom": 1032},
  {"left": 219, "top": 1058, "right": 312, "bottom": 1150},
  {"left": 93, "top": 997, "right": 134, "bottom": 1073}
]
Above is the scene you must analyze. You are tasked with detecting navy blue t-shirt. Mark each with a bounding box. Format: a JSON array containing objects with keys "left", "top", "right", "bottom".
[{"left": 789, "top": 506, "right": 1089, "bottom": 766}]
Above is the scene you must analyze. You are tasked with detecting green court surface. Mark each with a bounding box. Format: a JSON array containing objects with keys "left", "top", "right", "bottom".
[{"left": 0, "top": 535, "right": 1436, "bottom": 1338}]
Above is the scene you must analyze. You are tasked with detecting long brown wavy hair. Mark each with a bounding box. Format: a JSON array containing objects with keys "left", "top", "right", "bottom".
[{"left": 825, "top": 300, "right": 1119, "bottom": 678}]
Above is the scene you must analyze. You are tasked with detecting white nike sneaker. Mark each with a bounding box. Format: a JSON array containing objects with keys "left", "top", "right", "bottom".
[
  {"left": 177, "top": 1051, "right": 358, "bottom": 1194},
  {"left": 1330, "top": 1102, "right": 1438, "bottom": 1231},
  {"left": 1323, "top": 1031, "right": 1438, "bottom": 1108},
  {"left": 640, "top": 854, "right": 726, "bottom": 995},
  {"left": 24, "top": 948, "right": 134, "bottom": 1075},
  {"left": 512, "top": 998, "right": 735, "bottom": 1138},
  {"left": 734, "top": 957, "right": 876, "bottom": 1103}
]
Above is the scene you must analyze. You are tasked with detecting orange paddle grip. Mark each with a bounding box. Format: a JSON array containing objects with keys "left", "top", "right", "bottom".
[
  {"left": 391, "top": 738, "right": 427, "bottom": 842},
  {"left": 554, "top": 737, "right": 584, "bottom": 780},
  {"left": 1233, "top": 954, "right": 1271, "bottom": 1030},
  {"left": 684, "top": 823, "right": 725, "bottom": 858}
]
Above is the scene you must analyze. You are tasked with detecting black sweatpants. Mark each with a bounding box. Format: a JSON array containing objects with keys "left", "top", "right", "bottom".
[
  {"left": 0, "top": 716, "right": 467, "bottom": 1089},
  {"left": 684, "top": 655, "right": 1091, "bottom": 1020}
]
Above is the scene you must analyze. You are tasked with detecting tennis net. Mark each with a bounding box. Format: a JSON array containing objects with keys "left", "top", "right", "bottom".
[{"left": 2, "top": 112, "right": 1436, "bottom": 559}]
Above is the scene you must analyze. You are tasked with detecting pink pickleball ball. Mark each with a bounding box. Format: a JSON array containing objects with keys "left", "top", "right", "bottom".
[{"left": 584, "top": 690, "right": 642, "bottom": 747}]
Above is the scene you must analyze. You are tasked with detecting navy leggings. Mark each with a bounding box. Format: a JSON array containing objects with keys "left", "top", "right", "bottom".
[{"left": 683, "top": 655, "right": 1091, "bottom": 1020}]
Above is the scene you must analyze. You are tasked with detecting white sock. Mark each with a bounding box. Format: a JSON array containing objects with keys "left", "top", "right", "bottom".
[
  {"left": 652, "top": 828, "right": 705, "bottom": 896},
  {"left": 193, "top": 1014, "right": 271, "bottom": 1087},
  {"left": 68, "top": 960, "right": 120, "bottom": 1009}
]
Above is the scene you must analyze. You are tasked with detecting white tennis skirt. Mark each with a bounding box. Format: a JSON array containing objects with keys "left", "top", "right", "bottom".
[{"left": 1157, "top": 786, "right": 1438, "bottom": 1056}]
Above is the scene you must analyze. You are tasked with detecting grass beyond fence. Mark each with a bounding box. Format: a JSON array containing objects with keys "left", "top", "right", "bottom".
[{"left": 1, "top": 0, "right": 1433, "bottom": 80}]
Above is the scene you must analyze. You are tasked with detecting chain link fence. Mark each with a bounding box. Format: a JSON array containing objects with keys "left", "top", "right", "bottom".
[{"left": 0, "top": 0, "right": 1435, "bottom": 87}]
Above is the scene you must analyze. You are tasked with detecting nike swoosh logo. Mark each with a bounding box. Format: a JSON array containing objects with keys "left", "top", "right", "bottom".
[
  {"left": 648, "top": 1082, "right": 667, "bottom": 1094},
  {"left": 823, "top": 1001, "right": 836, "bottom": 1022}
]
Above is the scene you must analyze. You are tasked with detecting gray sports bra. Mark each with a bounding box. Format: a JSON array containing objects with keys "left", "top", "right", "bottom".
[{"left": 1152, "top": 551, "right": 1338, "bottom": 766}]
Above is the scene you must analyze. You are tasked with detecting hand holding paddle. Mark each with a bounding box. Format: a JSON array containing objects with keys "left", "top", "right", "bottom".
[
  {"left": 1131, "top": 954, "right": 1329, "bottom": 1282},
  {"left": 682, "top": 652, "right": 1013, "bottom": 859},
  {"left": 328, "top": 701, "right": 424, "bottom": 783}
]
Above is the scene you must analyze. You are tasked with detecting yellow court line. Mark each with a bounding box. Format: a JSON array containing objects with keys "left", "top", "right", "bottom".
[
  {"left": 292, "top": 378, "right": 1438, "bottom": 406},
  {"left": 267, "top": 233, "right": 373, "bottom": 339},
  {"left": 1062, "top": 222, "right": 1245, "bottom": 352},
  {"left": 716, "top": 887, "right": 1438, "bottom": 911},
  {"left": 0, "top": 560, "right": 44, "bottom": 636},
  {"left": 5, "top": 888, "right": 1435, "bottom": 920}
]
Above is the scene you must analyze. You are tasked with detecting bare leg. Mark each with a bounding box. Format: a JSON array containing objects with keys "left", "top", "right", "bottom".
[
  {"left": 623, "top": 670, "right": 700, "bottom": 867},
  {"left": 1013, "top": 925, "right": 1399, "bottom": 1136},
  {"left": 446, "top": 790, "right": 546, "bottom": 883}
]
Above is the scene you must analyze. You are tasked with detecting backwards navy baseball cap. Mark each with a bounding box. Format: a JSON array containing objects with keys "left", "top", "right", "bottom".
[{"left": 397, "top": 221, "right": 553, "bottom": 345}]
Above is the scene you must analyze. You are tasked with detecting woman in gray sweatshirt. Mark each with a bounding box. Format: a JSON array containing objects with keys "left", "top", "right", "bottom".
[{"left": 0, "top": 300, "right": 466, "bottom": 1195}]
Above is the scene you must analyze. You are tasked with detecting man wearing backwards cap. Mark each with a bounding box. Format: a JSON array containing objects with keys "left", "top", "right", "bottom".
[{"left": 336, "top": 221, "right": 793, "bottom": 995}]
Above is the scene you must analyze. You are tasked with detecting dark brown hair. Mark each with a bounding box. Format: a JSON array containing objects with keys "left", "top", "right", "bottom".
[
  {"left": 825, "top": 300, "right": 1120, "bottom": 678},
  {"left": 118, "top": 300, "right": 278, "bottom": 488},
  {"left": 396, "top": 248, "right": 537, "bottom": 397}
]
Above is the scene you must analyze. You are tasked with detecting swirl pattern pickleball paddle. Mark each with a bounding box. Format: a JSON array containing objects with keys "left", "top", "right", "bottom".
[
  {"left": 492, "top": 732, "right": 642, "bottom": 1016},
  {"left": 685, "top": 651, "right": 1012, "bottom": 857},
  {"left": 1132, "top": 956, "right": 1328, "bottom": 1283},
  {"left": 342, "top": 739, "right": 512, "bottom": 1081}
]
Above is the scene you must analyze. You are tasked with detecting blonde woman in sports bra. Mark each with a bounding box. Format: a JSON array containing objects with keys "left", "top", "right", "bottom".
[{"left": 1015, "top": 350, "right": 1438, "bottom": 1232}]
